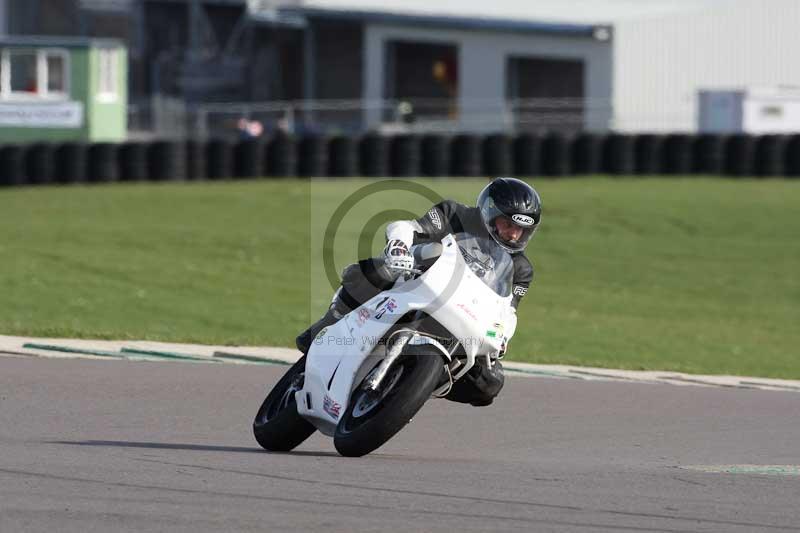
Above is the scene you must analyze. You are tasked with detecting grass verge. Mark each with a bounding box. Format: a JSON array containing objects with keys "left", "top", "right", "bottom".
[{"left": 2, "top": 177, "right": 799, "bottom": 378}]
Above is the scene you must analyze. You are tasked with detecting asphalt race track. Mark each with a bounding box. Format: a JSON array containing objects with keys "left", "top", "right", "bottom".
[{"left": 1, "top": 356, "right": 799, "bottom": 532}]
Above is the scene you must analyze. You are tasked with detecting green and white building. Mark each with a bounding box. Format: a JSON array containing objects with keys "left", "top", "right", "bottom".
[{"left": 0, "top": 36, "right": 126, "bottom": 143}]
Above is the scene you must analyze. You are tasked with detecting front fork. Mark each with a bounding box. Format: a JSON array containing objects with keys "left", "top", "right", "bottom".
[
  {"left": 364, "top": 329, "right": 456, "bottom": 395},
  {"left": 364, "top": 330, "right": 414, "bottom": 392}
]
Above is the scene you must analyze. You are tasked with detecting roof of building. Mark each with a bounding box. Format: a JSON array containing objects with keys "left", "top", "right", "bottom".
[
  {"left": 284, "top": 0, "right": 732, "bottom": 26},
  {"left": 278, "top": 6, "right": 603, "bottom": 37},
  {"left": 0, "top": 36, "right": 125, "bottom": 49}
]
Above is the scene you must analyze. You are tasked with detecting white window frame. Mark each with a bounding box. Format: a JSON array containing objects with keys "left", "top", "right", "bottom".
[
  {"left": 96, "top": 48, "right": 118, "bottom": 103},
  {"left": 0, "top": 48, "right": 70, "bottom": 101},
  {"left": 42, "top": 48, "right": 70, "bottom": 99}
]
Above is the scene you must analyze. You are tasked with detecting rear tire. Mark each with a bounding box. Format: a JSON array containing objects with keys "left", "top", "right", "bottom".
[
  {"left": 334, "top": 346, "right": 444, "bottom": 457},
  {"left": 253, "top": 356, "right": 316, "bottom": 452}
]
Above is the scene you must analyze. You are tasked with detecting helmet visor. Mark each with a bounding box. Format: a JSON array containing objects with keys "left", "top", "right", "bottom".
[
  {"left": 489, "top": 214, "right": 537, "bottom": 252},
  {"left": 478, "top": 192, "right": 540, "bottom": 253}
]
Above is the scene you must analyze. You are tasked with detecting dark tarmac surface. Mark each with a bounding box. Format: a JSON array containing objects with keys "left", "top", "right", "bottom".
[{"left": 1, "top": 355, "right": 799, "bottom": 532}]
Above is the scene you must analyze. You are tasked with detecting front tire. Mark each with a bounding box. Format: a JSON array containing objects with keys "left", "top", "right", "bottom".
[
  {"left": 334, "top": 346, "right": 444, "bottom": 457},
  {"left": 253, "top": 356, "right": 316, "bottom": 452}
]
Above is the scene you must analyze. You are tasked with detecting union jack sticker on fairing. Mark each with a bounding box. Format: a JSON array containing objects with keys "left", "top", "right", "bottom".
[{"left": 323, "top": 394, "right": 341, "bottom": 418}]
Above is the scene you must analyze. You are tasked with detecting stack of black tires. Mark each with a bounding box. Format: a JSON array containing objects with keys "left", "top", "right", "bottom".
[{"left": 2, "top": 132, "right": 799, "bottom": 186}]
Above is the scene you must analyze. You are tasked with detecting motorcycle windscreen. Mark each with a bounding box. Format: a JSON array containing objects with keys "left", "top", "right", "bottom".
[{"left": 453, "top": 233, "right": 514, "bottom": 297}]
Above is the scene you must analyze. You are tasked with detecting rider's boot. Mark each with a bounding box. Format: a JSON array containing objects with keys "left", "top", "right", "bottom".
[
  {"left": 296, "top": 259, "right": 398, "bottom": 355},
  {"left": 445, "top": 357, "right": 505, "bottom": 407},
  {"left": 295, "top": 288, "right": 351, "bottom": 355}
]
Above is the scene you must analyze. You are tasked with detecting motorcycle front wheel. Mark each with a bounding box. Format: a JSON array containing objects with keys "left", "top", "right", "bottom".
[
  {"left": 253, "top": 356, "right": 316, "bottom": 452},
  {"left": 333, "top": 345, "right": 444, "bottom": 457}
]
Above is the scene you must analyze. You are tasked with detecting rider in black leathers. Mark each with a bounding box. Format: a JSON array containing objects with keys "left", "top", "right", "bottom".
[{"left": 296, "top": 177, "right": 542, "bottom": 406}]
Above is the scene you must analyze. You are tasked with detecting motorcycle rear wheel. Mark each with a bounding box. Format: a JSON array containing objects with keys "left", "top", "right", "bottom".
[
  {"left": 253, "top": 356, "right": 316, "bottom": 452},
  {"left": 333, "top": 346, "right": 444, "bottom": 457}
]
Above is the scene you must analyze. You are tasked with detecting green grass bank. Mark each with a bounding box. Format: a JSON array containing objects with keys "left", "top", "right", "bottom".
[{"left": 2, "top": 177, "right": 799, "bottom": 378}]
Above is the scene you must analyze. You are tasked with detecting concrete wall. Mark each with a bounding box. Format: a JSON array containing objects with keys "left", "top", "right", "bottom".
[
  {"left": 363, "top": 23, "right": 612, "bottom": 132},
  {"left": 613, "top": 0, "right": 800, "bottom": 132}
]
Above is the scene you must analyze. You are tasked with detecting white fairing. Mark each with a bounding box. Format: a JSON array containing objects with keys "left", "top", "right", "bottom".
[{"left": 296, "top": 234, "right": 517, "bottom": 436}]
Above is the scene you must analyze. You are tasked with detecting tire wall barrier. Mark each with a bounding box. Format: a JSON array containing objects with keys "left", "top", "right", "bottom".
[
  {"left": 572, "top": 133, "right": 604, "bottom": 174},
  {"left": 267, "top": 134, "right": 297, "bottom": 177},
  {"left": 482, "top": 134, "right": 512, "bottom": 176},
  {"left": 359, "top": 133, "right": 388, "bottom": 177},
  {"left": 724, "top": 134, "right": 756, "bottom": 177},
  {"left": 0, "top": 145, "right": 26, "bottom": 186},
  {"left": 603, "top": 134, "right": 635, "bottom": 175},
  {"left": 785, "top": 135, "right": 800, "bottom": 177},
  {"left": 328, "top": 136, "right": 358, "bottom": 177},
  {"left": 88, "top": 143, "right": 119, "bottom": 183},
  {"left": 754, "top": 135, "right": 786, "bottom": 177},
  {"left": 663, "top": 134, "right": 693, "bottom": 175},
  {"left": 541, "top": 133, "right": 572, "bottom": 176},
  {"left": 297, "top": 135, "right": 328, "bottom": 177},
  {"left": 450, "top": 135, "right": 482, "bottom": 177},
  {"left": 55, "top": 143, "right": 87, "bottom": 184},
  {"left": 513, "top": 134, "right": 542, "bottom": 176},
  {"left": 390, "top": 135, "right": 421, "bottom": 177},
  {"left": 420, "top": 135, "right": 449, "bottom": 177},
  {"left": 693, "top": 134, "right": 726, "bottom": 174},
  {"left": 2, "top": 133, "right": 798, "bottom": 186},
  {"left": 634, "top": 135, "right": 665, "bottom": 175},
  {"left": 234, "top": 139, "right": 265, "bottom": 178},
  {"left": 119, "top": 142, "right": 149, "bottom": 182},
  {"left": 150, "top": 141, "right": 187, "bottom": 181},
  {"left": 206, "top": 139, "right": 234, "bottom": 180},
  {"left": 25, "top": 143, "right": 55, "bottom": 185},
  {"left": 186, "top": 140, "right": 207, "bottom": 180}
]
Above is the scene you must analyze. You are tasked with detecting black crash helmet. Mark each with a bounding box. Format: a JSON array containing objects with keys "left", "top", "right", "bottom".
[{"left": 477, "top": 177, "right": 542, "bottom": 253}]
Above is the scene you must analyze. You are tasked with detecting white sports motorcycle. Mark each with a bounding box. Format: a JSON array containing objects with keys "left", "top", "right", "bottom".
[{"left": 253, "top": 232, "right": 518, "bottom": 457}]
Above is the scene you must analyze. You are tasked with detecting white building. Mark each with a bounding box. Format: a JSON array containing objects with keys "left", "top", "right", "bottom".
[
  {"left": 260, "top": 0, "right": 800, "bottom": 133},
  {"left": 15, "top": 1, "right": 795, "bottom": 134}
]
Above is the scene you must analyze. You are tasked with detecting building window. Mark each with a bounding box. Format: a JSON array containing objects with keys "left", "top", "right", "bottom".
[
  {"left": 97, "top": 48, "right": 118, "bottom": 102},
  {"left": 46, "top": 53, "right": 67, "bottom": 94},
  {"left": 9, "top": 51, "right": 38, "bottom": 94},
  {"left": 0, "top": 48, "right": 70, "bottom": 100},
  {"left": 506, "top": 56, "right": 585, "bottom": 132},
  {"left": 385, "top": 40, "right": 459, "bottom": 122}
]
